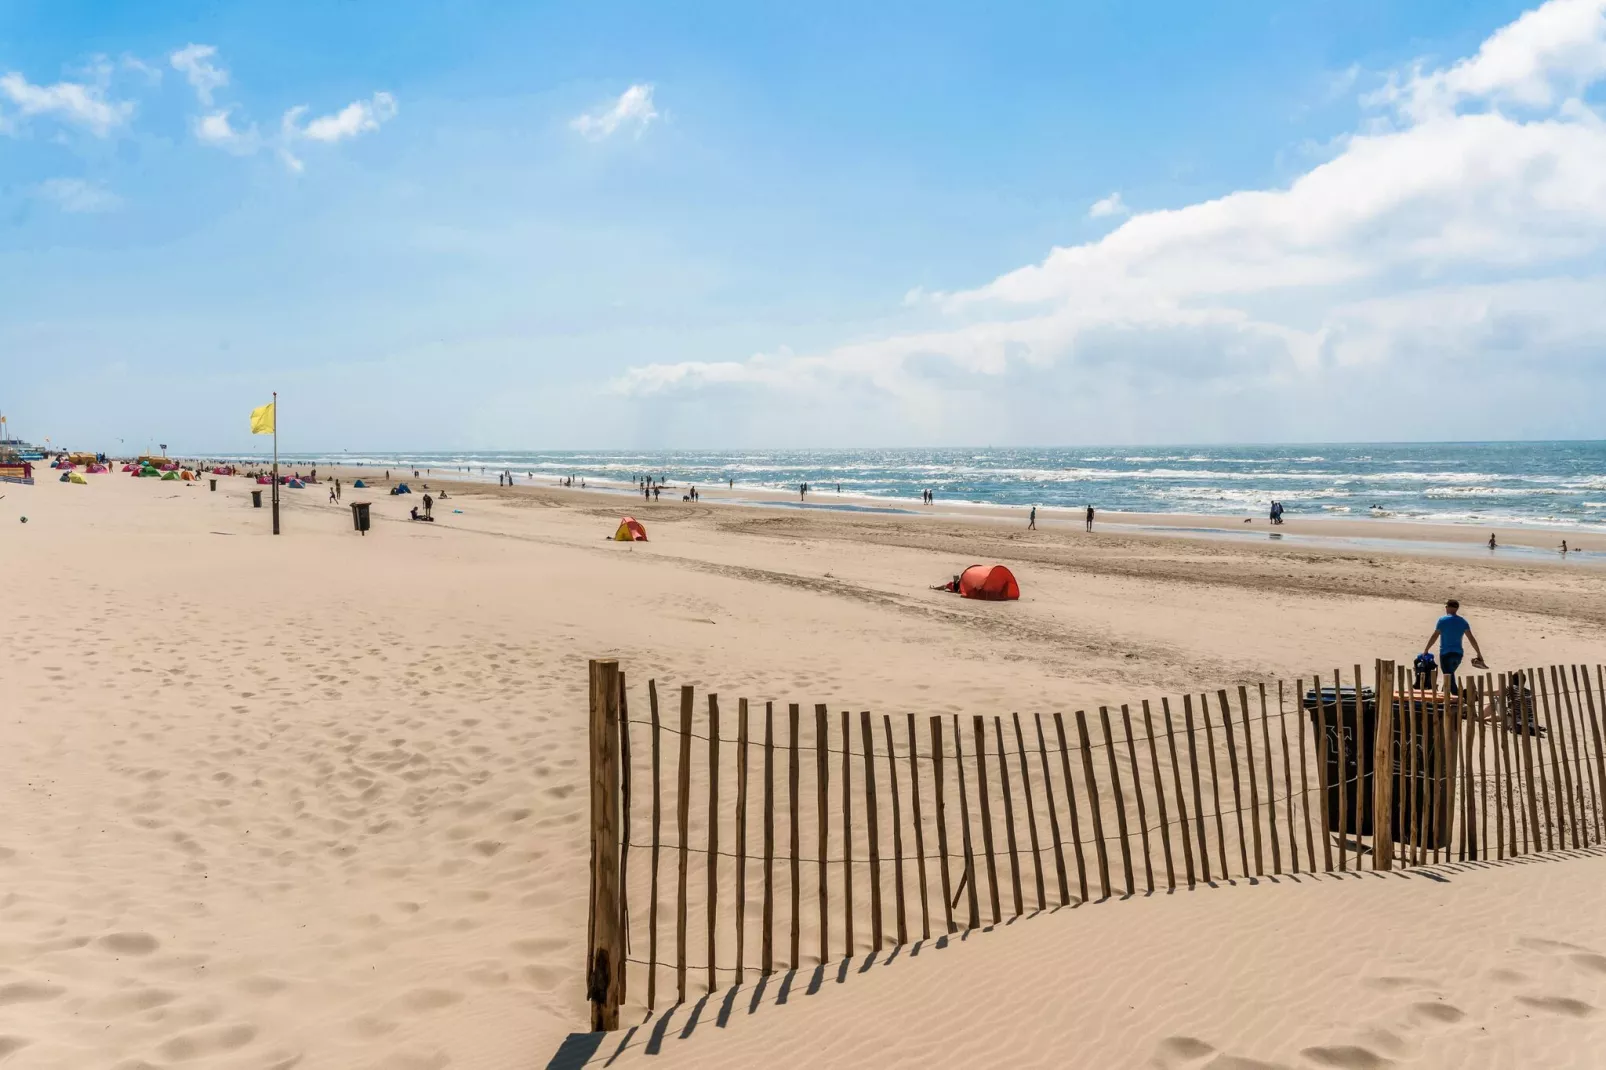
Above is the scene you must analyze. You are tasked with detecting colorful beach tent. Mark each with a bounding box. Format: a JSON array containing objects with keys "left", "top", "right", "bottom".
[
  {"left": 69, "top": 472, "right": 88, "bottom": 485},
  {"left": 161, "top": 471, "right": 179, "bottom": 480},
  {"left": 958, "top": 564, "right": 1020, "bottom": 601},
  {"left": 613, "top": 517, "right": 648, "bottom": 542},
  {"left": 353, "top": 479, "right": 367, "bottom": 488}
]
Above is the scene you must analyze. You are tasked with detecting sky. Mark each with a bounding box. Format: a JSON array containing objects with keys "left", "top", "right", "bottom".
[{"left": 2, "top": 0, "right": 1605, "bottom": 454}]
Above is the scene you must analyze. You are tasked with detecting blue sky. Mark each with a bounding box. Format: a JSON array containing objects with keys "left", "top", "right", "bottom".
[{"left": 3, "top": 0, "right": 1601, "bottom": 454}]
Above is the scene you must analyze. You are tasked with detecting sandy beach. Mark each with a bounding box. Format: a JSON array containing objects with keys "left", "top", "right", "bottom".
[{"left": 3, "top": 468, "right": 1605, "bottom": 1069}]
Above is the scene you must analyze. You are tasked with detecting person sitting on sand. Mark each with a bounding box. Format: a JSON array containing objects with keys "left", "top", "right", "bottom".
[{"left": 1423, "top": 599, "right": 1487, "bottom": 693}]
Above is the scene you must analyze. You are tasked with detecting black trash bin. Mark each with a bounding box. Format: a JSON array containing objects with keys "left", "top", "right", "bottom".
[
  {"left": 351, "top": 501, "right": 371, "bottom": 535},
  {"left": 209, "top": 478, "right": 217, "bottom": 491},
  {"left": 251, "top": 489, "right": 263, "bottom": 508},
  {"left": 1304, "top": 686, "right": 1377, "bottom": 836}
]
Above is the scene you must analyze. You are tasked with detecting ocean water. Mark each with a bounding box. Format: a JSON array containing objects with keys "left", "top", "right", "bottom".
[{"left": 235, "top": 442, "right": 1606, "bottom": 528}]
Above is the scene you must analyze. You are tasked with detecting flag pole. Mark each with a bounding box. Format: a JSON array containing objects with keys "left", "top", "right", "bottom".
[{"left": 271, "top": 390, "right": 280, "bottom": 536}]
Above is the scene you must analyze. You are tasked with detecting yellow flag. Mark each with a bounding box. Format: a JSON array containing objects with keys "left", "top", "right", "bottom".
[{"left": 250, "top": 402, "right": 275, "bottom": 435}]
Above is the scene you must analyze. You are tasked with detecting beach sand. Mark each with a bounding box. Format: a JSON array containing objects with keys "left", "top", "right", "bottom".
[{"left": 2, "top": 469, "right": 1604, "bottom": 1068}]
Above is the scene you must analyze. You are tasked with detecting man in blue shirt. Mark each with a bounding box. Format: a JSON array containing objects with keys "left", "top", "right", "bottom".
[{"left": 1423, "top": 599, "right": 1486, "bottom": 690}]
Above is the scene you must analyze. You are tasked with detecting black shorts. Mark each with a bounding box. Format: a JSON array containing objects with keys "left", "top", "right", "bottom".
[{"left": 1441, "top": 651, "right": 1464, "bottom": 676}]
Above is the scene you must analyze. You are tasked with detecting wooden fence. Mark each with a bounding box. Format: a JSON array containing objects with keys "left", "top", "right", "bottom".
[{"left": 584, "top": 659, "right": 1606, "bottom": 1030}]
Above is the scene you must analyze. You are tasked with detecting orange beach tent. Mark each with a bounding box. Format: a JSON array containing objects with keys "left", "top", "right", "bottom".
[
  {"left": 958, "top": 564, "right": 1019, "bottom": 600},
  {"left": 613, "top": 517, "right": 648, "bottom": 542}
]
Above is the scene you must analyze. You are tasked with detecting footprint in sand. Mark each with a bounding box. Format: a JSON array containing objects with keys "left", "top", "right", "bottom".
[
  {"left": 1407, "top": 1001, "right": 1465, "bottom": 1027},
  {"left": 1299, "top": 1045, "right": 1392, "bottom": 1069},
  {"left": 98, "top": 931, "right": 161, "bottom": 955},
  {"left": 86, "top": 987, "right": 179, "bottom": 1016},
  {"left": 1570, "top": 952, "right": 1606, "bottom": 974},
  {"left": 0, "top": 981, "right": 65, "bottom": 1005},
  {"left": 157, "top": 1022, "right": 258, "bottom": 1060},
  {"left": 1517, "top": 995, "right": 1594, "bottom": 1017},
  {"left": 1153, "top": 1035, "right": 1215, "bottom": 1067},
  {"left": 397, "top": 987, "right": 463, "bottom": 1013}
]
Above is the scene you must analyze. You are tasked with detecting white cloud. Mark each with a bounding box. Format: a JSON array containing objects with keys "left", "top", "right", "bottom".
[
  {"left": 0, "top": 71, "right": 133, "bottom": 136},
  {"left": 194, "top": 108, "right": 257, "bottom": 153},
  {"left": 120, "top": 54, "right": 163, "bottom": 84},
  {"left": 570, "top": 84, "right": 658, "bottom": 140},
  {"left": 282, "top": 91, "right": 397, "bottom": 143},
  {"left": 170, "top": 44, "right": 227, "bottom": 105},
  {"left": 36, "top": 178, "right": 121, "bottom": 213},
  {"left": 1088, "top": 192, "right": 1128, "bottom": 219},
  {"left": 613, "top": 0, "right": 1606, "bottom": 442},
  {"left": 1384, "top": 0, "right": 1606, "bottom": 119}
]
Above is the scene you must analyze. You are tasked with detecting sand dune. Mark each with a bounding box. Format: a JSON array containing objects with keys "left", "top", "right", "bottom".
[{"left": 1, "top": 470, "right": 1602, "bottom": 1068}]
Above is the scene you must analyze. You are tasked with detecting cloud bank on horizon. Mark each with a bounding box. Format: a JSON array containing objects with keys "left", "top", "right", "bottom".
[
  {"left": 614, "top": 0, "right": 1606, "bottom": 443},
  {"left": 4, "top": 1, "right": 1606, "bottom": 450}
]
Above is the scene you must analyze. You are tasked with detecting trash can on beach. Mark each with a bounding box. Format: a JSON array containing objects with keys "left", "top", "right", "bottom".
[
  {"left": 210, "top": 478, "right": 217, "bottom": 491},
  {"left": 251, "top": 489, "right": 263, "bottom": 508},
  {"left": 351, "top": 501, "right": 371, "bottom": 535},
  {"left": 1303, "top": 686, "right": 1377, "bottom": 836}
]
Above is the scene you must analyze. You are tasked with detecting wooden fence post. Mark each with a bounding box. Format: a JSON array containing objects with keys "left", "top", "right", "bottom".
[
  {"left": 817, "top": 705, "right": 831, "bottom": 964},
  {"left": 647, "top": 680, "right": 662, "bottom": 1010},
  {"left": 677, "top": 686, "right": 694, "bottom": 1001},
  {"left": 1075, "top": 711, "right": 1111, "bottom": 899},
  {"left": 931, "top": 716, "right": 957, "bottom": 933},
  {"left": 588, "top": 659, "right": 624, "bottom": 1031},
  {"left": 993, "top": 717, "right": 1025, "bottom": 916},
  {"left": 1035, "top": 713, "right": 1072, "bottom": 905},
  {"left": 707, "top": 695, "right": 720, "bottom": 994},
  {"left": 1373, "top": 661, "right": 1395, "bottom": 871},
  {"left": 1163, "top": 698, "right": 1197, "bottom": 887}
]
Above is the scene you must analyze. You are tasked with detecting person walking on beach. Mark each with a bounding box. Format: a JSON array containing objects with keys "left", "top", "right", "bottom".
[
  {"left": 330, "top": 483, "right": 339, "bottom": 504},
  {"left": 422, "top": 493, "right": 433, "bottom": 519},
  {"left": 1028, "top": 505, "right": 1037, "bottom": 530},
  {"left": 1423, "top": 599, "right": 1486, "bottom": 693},
  {"left": 1085, "top": 505, "right": 1095, "bottom": 532}
]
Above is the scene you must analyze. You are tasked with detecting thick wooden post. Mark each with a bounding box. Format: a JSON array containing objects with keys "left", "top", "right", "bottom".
[
  {"left": 1373, "top": 661, "right": 1396, "bottom": 871},
  {"left": 588, "top": 660, "right": 624, "bottom": 1031}
]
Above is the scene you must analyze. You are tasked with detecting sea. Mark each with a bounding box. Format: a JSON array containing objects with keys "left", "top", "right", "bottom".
[{"left": 228, "top": 442, "right": 1606, "bottom": 529}]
